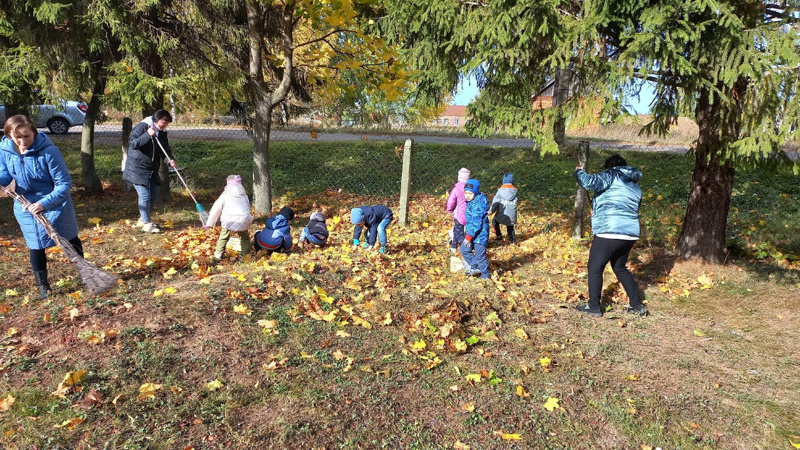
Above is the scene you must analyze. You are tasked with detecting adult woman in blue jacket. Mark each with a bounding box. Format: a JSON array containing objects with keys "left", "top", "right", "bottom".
[
  {"left": 573, "top": 154, "right": 647, "bottom": 317},
  {"left": 0, "top": 115, "right": 82, "bottom": 299}
]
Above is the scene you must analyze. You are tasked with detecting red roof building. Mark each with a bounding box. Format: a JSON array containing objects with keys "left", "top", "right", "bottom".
[{"left": 430, "top": 105, "right": 468, "bottom": 128}]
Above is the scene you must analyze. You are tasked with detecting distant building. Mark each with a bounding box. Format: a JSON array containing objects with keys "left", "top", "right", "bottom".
[
  {"left": 430, "top": 105, "right": 467, "bottom": 128},
  {"left": 531, "top": 78, "right": 561, "bottom": 110}
]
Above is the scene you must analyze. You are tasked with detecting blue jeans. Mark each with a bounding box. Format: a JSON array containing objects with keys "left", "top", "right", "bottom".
[
  {"left": 133, "top": 176, "right": 160, "bottom": 224},
  {"left": 461, "top": 241, "right": 489, "bottom": 278},
  {"left": 365, "top": 218, "right": 392, "bottom": 246},
  {"left": 299, "top": 227, "right": 326, "bottom": 245}
]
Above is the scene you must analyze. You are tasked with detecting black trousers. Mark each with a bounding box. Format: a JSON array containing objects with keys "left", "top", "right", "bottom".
[
  {"left": 587, "top": 236, "right": 641, "bottom": 309},
  {"left": 493, "top": 219, "right": 515, "bottom": 242},
  {"left": 30, "top": 236, "right": 83, "bottom": 272}
]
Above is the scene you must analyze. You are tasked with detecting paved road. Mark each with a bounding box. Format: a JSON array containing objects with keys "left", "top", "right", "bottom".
[{"left": 50, "top": 124, "right": 694, "bottom": 153}]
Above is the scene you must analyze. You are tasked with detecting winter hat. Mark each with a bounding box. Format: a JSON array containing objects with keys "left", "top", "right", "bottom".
[
  {"left": 464, "top": 179, "right": 480, "bottom": 195},
  {"left": 226, "top": 174, "right": 242, "bottom": 186},
  {"left": 279, "top": 206, "right": 295, "bottom": 221},
  {"left": 458, "top": 168, "right": 471, "bottom": 183},
  {"left": 350, "top": 207, "right": 365, "bottom": 224},
  {"left": 502, "top": 173, "right": 514, "bottom": 184},
  {"left": 310, "top": 211, "right": 325, "bottom": 222}
]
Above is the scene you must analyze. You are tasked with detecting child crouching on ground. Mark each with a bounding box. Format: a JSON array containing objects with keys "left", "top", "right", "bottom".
[
  {"left": 204, "top": 175, "right": 253, "bottom": 260},
  {"left": 461, "top": 179, "right": 490, "bottom": 278},
  {"left": 350, "top": 204, "right": 393, "bottom": 253},
  {"left": 446, "top": 167, "right": 470, "bottom": 253},
  {"left": 298, "top": 211, "right": 329, "bottom": 248},
  {"left": 253, "top": 206, "right": 294, "bottom": 254},
  {"left": 490, "top": 172, "right": 518, "bottom": 244}
]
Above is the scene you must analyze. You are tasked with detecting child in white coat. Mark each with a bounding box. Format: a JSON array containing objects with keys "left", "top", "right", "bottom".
[{"left": 204, "top": 175, "right": 253, "bottom": 259}]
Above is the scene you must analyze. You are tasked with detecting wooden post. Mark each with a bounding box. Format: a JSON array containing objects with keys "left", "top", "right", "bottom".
[
  {"left": 398, "top": 138, "right": 413, "bottom": 226},
  {"left": 572, "top": 140, "right": 590, "bottom": 240},
  {"left": 121, "top": 118, "right": 132, "bottom": 192}
]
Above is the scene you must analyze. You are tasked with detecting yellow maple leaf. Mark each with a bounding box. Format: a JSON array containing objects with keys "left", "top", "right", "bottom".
[
  {"left": 462, "top": 402, "right": 475, "bottom": 412},
  {"left": 4, "top": 289, "right": 19, "bottom": 296},
  {"left": 501, "top": 433, "right": 523, "bottom": 441},
  {"left": 697, "top": 273, "right": 713, "bottom": 289},
  {"left": 62, "top": 370, "right": 87, "bottom": 387},
  {"left": 464, "top": 373, "right": 482, "bottom": 383},
  {"left": 351, "top": 315, "right": 372, "bottom": 329},
  {"left": 453, "top": 339, "right": 467, "bottom": 352},
  {"left": 540, "top": 357, "right": 552, "bottom": 367},
  {"left": 163, "top": 267, "right": 177, "bottom": 279},
  {"left": 543, "top": 397, "right": 560, "bottom": 411},
  {"left": 233, "top": 304, "right": 252, "bottom": 315},
  {"left": 789, "top": 436, "right": 800, "bottom": 449},
  {"left": 0, "top": 394, "right": 15, "bottom": 412},
  {"left": 514, "top": 328, "right": 529, "bottom": 340},
  {"left": 411, "top": 339, "right": 426, "bottom": 350},
  {"left": 257, "top": 319, "right": 277, "bottom": 329},
  {"left": 153, "top": 290, "right": 164, "bottom": 297},
  {"left": 336, "top": 330, "right": 351, "bottom": 337},
  {"left": 205, "top": 379, "right": 224, "bottom": 391},
  {"left": 626, "top": 373, "right": 640, "bottom": 381},
  {"left": 693, "top": 329, "right": 707, "bottom": 337},
  {"left": 381, "top": 312, "right": 392, "bottom": 325},
  {"left": 54, "top": 417, "right": 84, "bottom": 430},
  {"left": 516, "top": 385, "right": 530, "bottom": 398},
  {"left": 291, "top": 272, "right": 304, "bottom": 282},
  {"left": 87, "top": 217, "right": 101, "bottom": 225},
  {"left": 164, "top": 286, "right": 177, "bottom": 294},
  {"left": 453, "top": 441, "right": 470, "bottom": 450},
  {"left": 138, "top": 383, "right": 162, "bottom": 400}
]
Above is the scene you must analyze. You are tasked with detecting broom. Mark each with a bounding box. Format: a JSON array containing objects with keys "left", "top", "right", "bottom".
[
  {"left": 152, "top": 136, "right": 209, "bottom": 225},
  {"left": 1, "top": 183, "right": 119, "bottom": 296}
]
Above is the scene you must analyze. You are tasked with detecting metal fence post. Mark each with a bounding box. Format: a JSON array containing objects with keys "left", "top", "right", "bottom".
[
  {"left": 572, "top": 140, "right": 590, "bottom": 240},
  {"left": 399, "top": 138, "right": 413, "bottom": 226},
  {"left": 121, "top": 118, "right": 132, "bottom": 192}
]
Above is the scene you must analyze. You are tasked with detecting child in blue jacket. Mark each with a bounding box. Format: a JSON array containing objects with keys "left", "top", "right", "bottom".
[
  {"left": 350, "top": 204, "right": 393, "bottom": 253},
  {"left": 298, "top": 211, "right": 329, "bottom": 248},
  {"left": 253, "top": 207, "right": 294, "bottom": 254},
  {"left": 461, "top": 179, "right": 491, "bottom": 278}
]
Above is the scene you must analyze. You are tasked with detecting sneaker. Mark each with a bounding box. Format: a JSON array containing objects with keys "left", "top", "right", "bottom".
[
  {"left": 213, "top": 251, "right": 223, "bottom": 260},
  {"left": 575, "top": 304, "right": 602, "bottom": 318},
  {"left": 379, "top": 246, "right": 387, "bottom": 254},
  {"left": 627, "top": 305, "right": 649, "bottom": 316},
  {"left": 448, "top": 247, "right": 457, "bottom": 254},
  {"left": 464, "top": 268, "right": 481, "bottom": 277},
  {"left": 142, "top": 222, "right": 160, "bottom": 233},
  {"left": 132, "top": 218, "right": 145, "bottom": 228}
]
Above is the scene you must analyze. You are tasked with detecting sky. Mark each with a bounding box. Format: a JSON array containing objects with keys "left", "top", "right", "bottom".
[{"left": 451, "top": 77, "right": 657, "bottom": 114}]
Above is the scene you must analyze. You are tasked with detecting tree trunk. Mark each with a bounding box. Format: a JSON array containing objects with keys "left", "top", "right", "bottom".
[
  {"left": 676, "top": 86, "right": 739, "bottom": 263},
  {"left": 252, "top": 101, "right": 273, "bottom": 214},
  {"left": 80, "top": 66, "right": 106, "bottom": 195}
]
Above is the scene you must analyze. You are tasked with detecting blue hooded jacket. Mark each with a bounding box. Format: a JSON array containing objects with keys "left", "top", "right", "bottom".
[
  {"left": 574, "top": 166, "right": 642, "bottom": 237},
  {"left": 464, "top": 192, "right": 490, "bottom": 246},
  {"left": 352, "top": 204, "right": 393, "bottom": 246},
  {"left": 255, "top": 213, "right": 293, "bottom": 251},
  {"left": 0, "top": 132, "right": 79, "bottom": 249}
]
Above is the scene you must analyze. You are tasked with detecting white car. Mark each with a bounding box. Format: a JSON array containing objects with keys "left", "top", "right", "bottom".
[{"left": 0, "top": 97, "right": 87, "bottom": 134}]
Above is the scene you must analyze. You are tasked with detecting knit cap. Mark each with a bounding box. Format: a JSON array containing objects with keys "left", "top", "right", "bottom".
[
  {"left": 458, "top": 168, "right": 471, "bottom": 183},
  {"left": 350, "top": 207, "right": 365, "bottom": 224},
  {"left": 279, "top": 206, "right": 294, "bottom": 221},
  {"left": 464, "top": 179, "right": 480, "bottom": 195},
  {"left": 502, "top": 173, "right": 514, "bottom": 184}
]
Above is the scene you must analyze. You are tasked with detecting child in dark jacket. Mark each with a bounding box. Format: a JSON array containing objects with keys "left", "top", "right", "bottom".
[
  {"left": 253, "top": 206, "right": 294, "bottom": 254},
  {"left": 298, "top": 211, "right": 329, "bottom": 248},
  {"left": 461, "top": 179, "right": 491, "bottom": 278},
  {"left": 350, "top": 204, "right": 393, "bottom": 253},
  {"left": 490, "top": 172, "right": 518, "bottom": 243}
]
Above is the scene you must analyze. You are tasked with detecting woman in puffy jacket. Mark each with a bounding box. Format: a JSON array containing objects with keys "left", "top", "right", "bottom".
[
  {"left": 0, "top": 115, "right": 82, "bottom": 299},
  {"left": 573, "top": 154, "right": 647, "bottom": 317},
  {"left": 204, "top": 175, "right": 253, "bottom": 259}
]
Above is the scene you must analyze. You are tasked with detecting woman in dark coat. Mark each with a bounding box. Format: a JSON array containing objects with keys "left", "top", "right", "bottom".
[
  {"left": 123, "top": 109, "right": 176, "bottom": 233},
  {"left": 0, "top": 115, "right": 82, "bottom": 299}
]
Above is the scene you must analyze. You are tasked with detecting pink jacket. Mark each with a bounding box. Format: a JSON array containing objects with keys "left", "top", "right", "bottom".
[
  {"left": 446, "top": 181, "right": 467, "bottom": 225},
  {"left": 206, "top": 186, "right": 253, "bottom": 232}
]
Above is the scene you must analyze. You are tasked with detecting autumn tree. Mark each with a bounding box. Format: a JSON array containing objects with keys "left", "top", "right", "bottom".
[{"left": 182, "top": 0, "right": 405, "bottom": 213}]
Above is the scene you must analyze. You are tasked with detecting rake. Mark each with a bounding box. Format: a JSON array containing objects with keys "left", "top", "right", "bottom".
[
  {"left": 1, "top": 183, "right": 119, "bottom": 296},
  {"left": 152, "top": 136, "right": 209, "bottom": 225}
]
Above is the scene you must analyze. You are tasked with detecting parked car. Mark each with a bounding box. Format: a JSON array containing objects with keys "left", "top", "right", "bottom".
[{"left": 0, "top": 95, "right": 87, "bottom": 134}]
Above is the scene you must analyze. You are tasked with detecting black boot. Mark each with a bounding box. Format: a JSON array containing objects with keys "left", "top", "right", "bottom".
[{"left": 33, "top": 270, "right": 51, "bottom": 300}]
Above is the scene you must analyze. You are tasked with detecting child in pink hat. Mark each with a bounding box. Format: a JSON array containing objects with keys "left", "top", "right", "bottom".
[
  {"left": 204, "top": 175, "right": 253, "bottom": 259},
  {"left": 445, "top": 167, "right": 470, "bottom": 253}
]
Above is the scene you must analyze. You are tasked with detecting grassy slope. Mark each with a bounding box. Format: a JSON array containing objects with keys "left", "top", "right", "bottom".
[{"left": 0, "top": 139, "right": 797, "bottom": 449}]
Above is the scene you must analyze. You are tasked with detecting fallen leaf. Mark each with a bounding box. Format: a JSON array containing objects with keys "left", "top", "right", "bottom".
[
  {"left": 138, "top": 383, "right": 162, "bottom": 400},
  {"left": 543, "top": 397, "right": 560, "bottom": 412},
  {"left": 205, "top": 379, "right": 224, "bottom": 391},
  {"left": 0, "top": 394, "right": 15, "bottom": 412},
  {"left": 79, "top": 389, "right": 103, "bottom": 409},
  {"left": 693, "top": 329, "right": 707, "bottom": 337},
  {"left": 514, "top": 328, "right": 529, "bottom": 340},
  {"left": 54, "top": 417, "right": 84, "bottom": 430},
  {"left": 516, "top": 385, "right": 530, "bottom": 398},
  {"left": 88, "top": 217, "right": 102, "bottom": 225},
  {"left": 233, "top": 304, "right": 252, "bottom": 315},
  {"left": 462, "top": 402, "right": 475, "bottom": 412}
]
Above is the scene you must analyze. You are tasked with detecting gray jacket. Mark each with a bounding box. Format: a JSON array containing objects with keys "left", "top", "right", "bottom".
[{"left": 490, "top": 184, "right": 517, "bottom": 225}]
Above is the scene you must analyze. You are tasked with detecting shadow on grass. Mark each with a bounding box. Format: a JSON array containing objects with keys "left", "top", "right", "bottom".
[{"left": 739, "top": 260, "right": 800, "bottom": 285}]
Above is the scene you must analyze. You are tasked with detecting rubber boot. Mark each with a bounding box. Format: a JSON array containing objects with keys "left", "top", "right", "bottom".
[{"left": 33, "top": 270, "right": 51, "bottom": 300}]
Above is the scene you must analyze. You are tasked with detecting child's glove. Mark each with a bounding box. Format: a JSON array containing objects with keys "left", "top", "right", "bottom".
[{"left": 464, "top": 235, "right": 474, "bottom": 250}]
